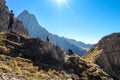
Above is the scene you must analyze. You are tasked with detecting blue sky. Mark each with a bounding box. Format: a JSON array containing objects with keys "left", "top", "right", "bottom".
[{"left": 6, "top": 0, "right": 120, "bottom": 44}]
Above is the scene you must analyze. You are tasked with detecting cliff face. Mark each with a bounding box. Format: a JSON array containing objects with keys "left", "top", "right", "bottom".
[
  {"left": 84, "top": 33, "right": 120, "bottom": 80},
  {"left": 0, "top": 0, "right": 28, "bottom": 35},
  {"left": 0, "top": 31, "right": 113, "bottom": 80}
]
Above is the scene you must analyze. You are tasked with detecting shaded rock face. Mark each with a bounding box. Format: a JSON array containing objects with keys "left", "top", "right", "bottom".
[
  {"left": 0, "top": 32, "right": 113, "bottom": 80},
  {"left": 84, "top": 33, "right": 120, "bottom": 80},
  {"left": 0, "top": 0, "right": 28, "bottom": 35}
]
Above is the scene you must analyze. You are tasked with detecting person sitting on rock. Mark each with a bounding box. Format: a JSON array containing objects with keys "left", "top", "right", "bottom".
[
  {"left": 8, "top": 10, "right": 14, "bottom": 31},
  {"left": 46, "top": 36, "right": 50, "bottom": 42}
]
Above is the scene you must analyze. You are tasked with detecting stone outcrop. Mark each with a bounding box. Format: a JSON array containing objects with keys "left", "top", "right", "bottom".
[
  {"left": 83, "top": 33, "right": 120, "bottom": 80},
  {"left": 64, "top": 54, "right": 112, "bottom": 80},
  {"left": 0, "top": 0, "right": 28, "bottom": 35}
]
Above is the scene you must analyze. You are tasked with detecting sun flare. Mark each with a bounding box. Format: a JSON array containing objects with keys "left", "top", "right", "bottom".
[
  {"left": 55, "top": 0, "right": 67, "bottom": 5},
  {"left": 49, "top": 0, "right": 70, "bottom": 8},
  {"left": 57, "top": 0, "right": 66, "bottom": 4}
]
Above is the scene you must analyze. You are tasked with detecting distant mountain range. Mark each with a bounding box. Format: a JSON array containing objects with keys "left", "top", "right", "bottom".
[
  {"left": 63, "top": 37, "right": 93, "bottom": 51},
  {"left": 17, "top": 10, "right": 92, "bottom": 56}
]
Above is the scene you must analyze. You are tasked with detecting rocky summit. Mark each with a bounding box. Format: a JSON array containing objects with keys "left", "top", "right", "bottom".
[
  {"left": 0, "top": 31, "right": 113, "bottom": 80},
  {"left": 0, "top": 0, "right": 28, "bottom": 35},
  {"left": 83, "top": 33, "right": 120, "bottom": 80}
]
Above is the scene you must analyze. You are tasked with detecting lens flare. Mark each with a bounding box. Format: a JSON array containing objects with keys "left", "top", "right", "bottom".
[
  {"left": 56, "top": 0, "right": 67, "bottom": 6},
  {"left": 57, "top": 0, "right": 66, "bottom": 4}
]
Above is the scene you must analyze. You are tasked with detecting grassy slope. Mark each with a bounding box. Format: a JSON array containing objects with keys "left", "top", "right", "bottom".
[{"left": 0, "top": 32, "right": 113, "bottom": 80}]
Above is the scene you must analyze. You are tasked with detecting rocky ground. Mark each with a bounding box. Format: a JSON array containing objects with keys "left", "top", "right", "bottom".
[{"left": 0, "top": 31, "right": 113, "bottom": 80}]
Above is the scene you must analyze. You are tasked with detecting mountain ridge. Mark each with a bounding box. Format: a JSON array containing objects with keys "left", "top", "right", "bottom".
[
  {"left": 63, "top": 37, "right": 93, "bottom": 51},
  {"left": 17, "top": 10, "right": 88, "bottom": 56}
]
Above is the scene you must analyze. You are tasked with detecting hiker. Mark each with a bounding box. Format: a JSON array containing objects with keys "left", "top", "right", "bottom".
[
  {"left": 8, "top": 10, "right": 14, "bottom": 31},
  {"left": 68, "top": 49, "right": 73, "bottom": 55},
  {"left": 46, "top": 36, "right": 50, "bottom": 42}
]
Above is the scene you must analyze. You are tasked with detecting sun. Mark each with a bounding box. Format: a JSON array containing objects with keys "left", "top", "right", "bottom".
[
  {"left": 55, "top": 0, "right": 67, "bottom": 6},
  {"left": 49, "top": 0, "right": 70, "bottom": 8},
  {"left": 56, "top": 0, "right": 66, "bottom": 4}
]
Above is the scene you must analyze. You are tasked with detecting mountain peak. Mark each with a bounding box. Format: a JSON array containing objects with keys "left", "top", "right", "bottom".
[
  {"left": 21, "top": 10, "right": 29, "bottom": 15},
  {"left": 17, "top": 10, "right": 40, "bottom": 34},
  {"left": 20, "top": 10, "right": 35, "bottom": 18}
]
